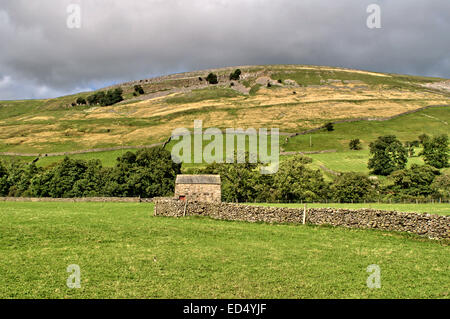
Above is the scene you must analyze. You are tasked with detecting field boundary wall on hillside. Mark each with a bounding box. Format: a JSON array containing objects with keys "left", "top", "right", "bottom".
[{"left": 154, "top": 198, "right": 450, "bottom": 240}]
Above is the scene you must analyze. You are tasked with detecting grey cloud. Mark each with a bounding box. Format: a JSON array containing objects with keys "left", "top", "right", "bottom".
[{"left": 1, "top": 0, "right": 449, "bottom": 99}]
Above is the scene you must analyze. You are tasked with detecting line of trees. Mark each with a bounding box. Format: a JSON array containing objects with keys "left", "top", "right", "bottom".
[
  {"left": 0, "top": 148, "right": 181, "bottom": 198},
  {"left": 72, "top": 88, "right": 124, "bottom": 107},
  {"left": 0, "top": 134, "right": 447, "bottom": 203},
  {"left": 186, "top": 153, "right": 449, "bottom": 203}
]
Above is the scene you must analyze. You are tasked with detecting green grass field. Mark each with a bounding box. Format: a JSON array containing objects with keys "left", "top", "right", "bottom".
[
  {"left": 0, "top": 202, "right": 448, "bottom": 299},
  {"left": 284, "top": 106, "right": 450, "bottom": 153},
  {"left": 247, "top": 203, "right": 450, "bottom": 216}
]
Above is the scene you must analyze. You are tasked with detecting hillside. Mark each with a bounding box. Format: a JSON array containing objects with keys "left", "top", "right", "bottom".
[{"left": 0, "top": 65, "right": 449, "bottom": 155}]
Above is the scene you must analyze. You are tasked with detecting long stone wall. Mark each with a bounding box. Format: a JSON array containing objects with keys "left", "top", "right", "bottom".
[
  {"left": 0, "top": 197, "right": 153, "bottom": 203},
  {"left": 154, "top": 199, "right": 450, "bottom": 240}
]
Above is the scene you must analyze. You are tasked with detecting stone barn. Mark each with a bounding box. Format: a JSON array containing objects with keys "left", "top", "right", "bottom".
[{"left": 174, "top": 175, "right": 221, "bottom": 203}]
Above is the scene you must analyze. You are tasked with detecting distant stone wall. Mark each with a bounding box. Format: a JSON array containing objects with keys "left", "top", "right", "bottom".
[
  {"left": 154, "top": 199, "right": 450, "bottom": 240},
  {"left": 0, "top": 197, "right": 153, "bottom": 203}
]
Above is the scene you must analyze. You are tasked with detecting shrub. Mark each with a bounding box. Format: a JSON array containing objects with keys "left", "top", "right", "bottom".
[
  {"left": 134, "top": 85, "right": 145, "bottom": 95},
  {"left": 349, "top": 139, "right": 362, "bottom": 150},
  {"left": 229, "top": 69, "right": 242, "bottom": 81},
  {"left": 324, "top": 123, "right": 334, "bottom": 131},
  {"left": 206, "top": 73, "right": 218, "bottom": 84},
  {"left": 87, "top": 88, "right": 123, "bottom": 106},
  {"left": 76, "top": 97, "right": 87, "bottom": 105}
]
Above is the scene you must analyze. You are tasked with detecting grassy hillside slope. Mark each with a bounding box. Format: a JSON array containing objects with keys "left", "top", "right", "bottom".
[{"left": 1, "top": 65, "right": 449, "bottom": 154}]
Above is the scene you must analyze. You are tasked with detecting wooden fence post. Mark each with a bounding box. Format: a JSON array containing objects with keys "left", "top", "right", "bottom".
[
  {"left": 303, "top": 204, "right": 307, "bottom": 225},
  {"left": 183, "top": 200, "right": 188, "bottom": 217}
]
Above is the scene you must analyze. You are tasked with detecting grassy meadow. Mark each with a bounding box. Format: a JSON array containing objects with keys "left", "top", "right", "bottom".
[{"left": 0, "top": 201, "right": 448, "bottom": 299}]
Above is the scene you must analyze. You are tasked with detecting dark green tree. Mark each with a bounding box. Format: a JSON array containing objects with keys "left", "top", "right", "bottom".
[
  {"left": 200, "top": 154, "right": 260, "bottom": 203},
  {"left": 76, "top": 97, "right": 87, "bottom": 105},
  {"left": 431, "top": 174, "right": 450, "bottom": 198},
  {"left": 325, "top": 123, "right": 334, "bottom": 131},
  {"left": 404, "top": 140, "right": 419, "bottom": 157},
  {"left": 273, "top": 155, "right": 329, "bottom": 202},
  {"left": 134, "top": 85, "right": 145, "bottom": 95},
  {"left": 206, "top": 73, "right": 218, "bottom": 84},
  {"left": 368, "top": 135, "right": 407, "bottom": 176},
  {"left": 6, "top": 161, "right": 40, "bottom": 197},
  {"left": 331, "top": 172, "right": 375, "bottom": 203},
  {"left": 388, "top": 164, "right": 440, "bottom": 198},
  {"left": 418, "top": 133, "right": 430, "bottom": 145},
  {"left": 229, "top": 69, "right": 242, "bottom": 81},
  {"left": 349, "top": 139, "right": 362, "bottom": 150},
  {"left": 0, "top": 160, "right": 9, "bottom": 196},
  {"left": 420, "top": 134, "right": 449, "bottom": 169}
]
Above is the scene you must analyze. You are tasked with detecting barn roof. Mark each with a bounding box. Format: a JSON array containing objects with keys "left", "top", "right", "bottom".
[{"left": 175, "top": 175, "right": 221, "bottom": 185}]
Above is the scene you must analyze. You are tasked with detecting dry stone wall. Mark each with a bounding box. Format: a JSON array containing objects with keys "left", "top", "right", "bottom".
[
  {"left": 154, "top": 199, "right": 450, "bottom": 240},
  {"left": 0, "top": 197, "right": 153, "bottom": 203}
]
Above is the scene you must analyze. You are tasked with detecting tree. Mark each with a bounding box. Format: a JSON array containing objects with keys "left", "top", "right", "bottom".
[
  {"left": 108, "top": 148, "right": 181, "bottom": 198},
  {"left": 368, "top": 135, "right": 407, "bottom": 176},
  {"left": 418, "top": 133, "right": 430, "bottom": 145},
  {"left": 324, "top": 123, "right": 334, "bottom": 132},
  {"left": 76, "top": 97, "right": 87, "bottom": 105},
  {"left": 349, "top": 139, "right": 362, "bottom": 150},
  {"left": 388, "top": 164, "right": 440, "bottom": 198},
  {"left": 0, "top": 161, "right": 9, "bottom": 196},
  {"left": 102, "top": 88, "right": 123, "bottom": 106},
  {"left": 87, "top": 91, "right": 105, "bottom": 105},
  {"left": 134, "top": 85, "right": 145, "bottom": 95},
  {"left": 206, "top": 73, "right": 218, "bottom": 84},
  {"left": 431, "top": 174, "right": 450, "bottom": 198},
  {"left": 229, "top": 69, "right": 241, "bottom": 81},
  {"left": 200, "top": 154, "right": 261, "bottom": 203},
  {"left": 331, "top": 172, "right": 375, "bottom": 203},
  {"left": 420, "top": 134, "right": 449, "bottom": 169},
  {"left": 86, "top": 89, "right": 123, "bottom": 106},
  {"left": 6, "top": 161, "right": 40, "bottom": 197},
  {"left": 273, "top": 155, "right": 329, "bottom": 202},
  {"left": 30, "top": 157, "right": 92, "bottom": 198},
  {"left": 404, "top": 140, "right": 419, "bottom": 157}
]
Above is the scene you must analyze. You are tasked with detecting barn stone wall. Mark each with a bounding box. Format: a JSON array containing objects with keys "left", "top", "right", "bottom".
[
  {"left": 174, "top": 184, "right": 221, "bottom": 203},
  {"left": 154, "top": 199, "right": 450, "bottom": 240}
]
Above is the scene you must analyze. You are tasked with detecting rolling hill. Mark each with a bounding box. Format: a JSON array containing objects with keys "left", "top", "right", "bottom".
[{"left": 0, "top": 65, "right": 449, "bottom": 176}]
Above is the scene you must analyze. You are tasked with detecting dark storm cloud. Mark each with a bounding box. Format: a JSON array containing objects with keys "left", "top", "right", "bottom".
[{"left": 1, "top": 0, "right": 449, "bottom": 99}]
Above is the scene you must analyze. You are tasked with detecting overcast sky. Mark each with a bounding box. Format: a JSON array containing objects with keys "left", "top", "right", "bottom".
[{"left": 1, "top": 0, "right": 449, "bottom": 100}]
